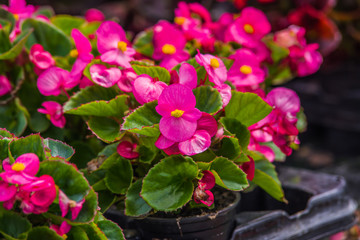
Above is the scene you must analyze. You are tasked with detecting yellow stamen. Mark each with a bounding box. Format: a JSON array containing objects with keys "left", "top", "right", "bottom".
[
  {"left": 69, "top": 200, "right": 77, "bottom": 208},
  {"left": 117, "top": 41, "right": 127, "bottom": 52},
  {"left": 210, "top": 58, "right": 220, "bottom": 68},
  {"left": 243, "top": 24, "right": 254, "bottom": 34},
  {"left": 12, "top": 163, "right": 25, "bottom": 172},
  {"left": 171, "top": 109, "right": 184, "bottom": 118},
  {"left": 162, "top": 44, "right": 176, "bottom": 55},
  {"left": 13, "top": 14, "right": 19, "bottom": 21},
  {"left": 240, "top": 65, "right": 252, "bottom": 75},
  {"left": 70, "top": 49, "right": 78, "bottom": 58},
  {"left": 174, "top": 17, "right": 186, "bottom": 25},
  {"left": 62, "top": 234, "right": 68, "bottom": 239}
]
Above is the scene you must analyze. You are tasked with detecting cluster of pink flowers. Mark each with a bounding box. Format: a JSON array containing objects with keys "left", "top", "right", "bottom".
[
  {"left": 193, "top": 170, "right": 215, "bottom": 206},
  {"left": 0, "top": 153, "right": 56, "bottom": 214}
]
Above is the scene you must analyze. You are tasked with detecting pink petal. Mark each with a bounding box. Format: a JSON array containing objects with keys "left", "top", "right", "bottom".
[
  {"left": 118, "top": 69, "right": 137, "bottom": 92},
  {"left": 215, "top": 83, "right": 232, "bottom": 107},
  {"left": 59, "top": 221, "right": 71, "bottom": 235},
  {"left": 155, "top": 134, "right": 175, "bottom": 149},
  {"left": 159, "top": 117, "right": 197, "bottom": 142},
  {"left": 96, "top": 21, "right": 127, "bottom": 54},
  {"left": 58, "top": 190, "right": 70, "bottom": 218},
  {"left": 29, "top": 176, "right": 56, "bottom": 207},
  {"left": 133, "top": 75, "right": 168, "bottom": 104},
  {"left": 266, "top": 87, "right": 300, "bottom": 115},
  {"left": 200, "top": 190, "right": 214, "bottom": 206},
  {"left": 178, "top": 130, "right": 211, "bottom": 155},
  {"left": 71, "top": 29, "right": 92, "bottom": 55},
  {"left": 80, "top": 76, "right": 94, "bottom": 89},
  {"left": 117, "top": 141, "right": 139, "bottom": 159},
  {"left": 90, "top": 64, "right": 121, "bottom": 88},
  {"left": 37, "top": 67, "right": 70, "bottom": 96},
  {"left": 163, "top": 143, "right": 181, "bottom": 155},
  {"left": 181, "top": 108, "right": 202, "bottom": 122},
  {"left": 197, "top": 112, "right": 218, "bottom": 137},
  {"left": 71, "top": 198, "right": 85, "bottom": 220},
  {"left": 85, "top": 8, "right": 105, "bottom": 22},
  {"left": 0, "top": 172, "right": 37, "bottom": 185},
  {"left": 0, "top": 181, "right": 17, "bottom": 202},
  {"left": 178, "top": 63, "right": 197, "bottom": 89},
  {"left": 15, "top": 153, "right": 40, "bottom": 176},
  {"left": 198, "top": 170, "right": 215, "bottom": 190},
  {"left": 157, "top": 84, "right": 196, "bottom": 111},
  {"left": 240, "top": 156, "right": 255, "bottom": 181},
  {"left": 100, "top": 49, "right": 133, "bottom": 68},
  {"left": 70, "top": 57, "right": 92, "bottom": 84},
  {"left": 0, "top": 75, "right": 12, "bottom": 96},
  {"left": 258, "top": 145, "right": 275, "bottom": 162}
]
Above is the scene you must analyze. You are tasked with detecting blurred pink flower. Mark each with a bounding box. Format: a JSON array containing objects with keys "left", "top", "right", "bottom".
[
  {"left": 89, "top": 64, "right": 121, "bottom": 88},
  {"left": 85, "top": 8, "right": 105, "bottom": 22},
  {"left": 240, "top": 156, "right": 255, "bottom": 180},
  {"left": 96, "top": 21, "right": 135, "bottom": 68},
  {"left": 194, "top": 170, "right": 215, "bottom": 206},
  {"left": 178, "top": 63, "right": 197, "bottom": 89},
  {"left": 29, "top": 44, "right": 55, "bottom": 75},
  {"left": 50, "top": 221, "right": 71, "bottom": 238},
  {"left": 37, "top": 67, "right": 77, "bottom": 96},
  {"left": 117, "top": 141, "right": 139, "bottom": 159},
  {"left": 59, "top": 190, "right": 86, "bottom": 220},
  {"left": 152, "top": 20, "right": 190, "bottom": 69},
  {"left": 289, "top": 43, "right": 323, "bottom": 77},
  {"left": 118, "top": 68, "right": 137, "bottom": 92},
  {"left": 38, "top": 101, "right": 66, "bottom": 128}
]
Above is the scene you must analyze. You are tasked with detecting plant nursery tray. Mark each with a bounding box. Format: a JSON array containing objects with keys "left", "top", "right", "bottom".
[{"left": 105, "top": 167, "right": 357, "bottom": 240}]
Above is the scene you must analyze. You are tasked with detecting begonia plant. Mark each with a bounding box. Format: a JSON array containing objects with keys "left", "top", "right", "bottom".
[{"left": 0, "top": 0, "right": 322, "bottom": 238}]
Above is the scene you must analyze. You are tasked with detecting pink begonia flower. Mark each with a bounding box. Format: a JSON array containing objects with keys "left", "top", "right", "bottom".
[
  {"left": 329, "top": 232, "right": 345, "bottom": 240},
  {"left": 37, "top": 67, "right": 77, "bottom": 96},
  {"left": 132, "top": 74, "right": 168, "bottom": 105},
  {"left": 0, "top": 181, "right": 17, "bottom": 202},
  {"left": 96, "top": 21, "right": 135, "bottom": 68},
  {"left": 155, "top": 112, "right": 216, "bottom": 156},
  {"left": 215, "top": 83, "right": 232, "bottom": 107},
  {"left": 70, "top": 29, "right": 94, "bottom": 83},
  {"left": 175, "top": 2, "right": 212, "bottom": 23},
  {"left": 50, "top": 221, "right": 71, "bottom": 238},
  {"left": 85, "top": 8, "right": 105, "bottom": 22},
  {"left": 156, "top": 84, "right": 202, "bottom": 142},
  {"left": 289, "top": 43, "right": 323, "bottom": 77},
  {"left": 152, "top": 20, "right": 190, "bottom": 69},
  {"left": 59, "top": 190, "right": 86, "bottom": 220},
  {"left": 206, "top": 12, "right": 233, "bottom": 42},
  {"left": 117, "top": 141, "right": 139, "bottom": 159},
  {"left": 29, "top": 44, "right": 55, "bottom": 75},
  {"left": 2, "top": 0, "right": 35, "bottom": 20},
  {"left": 195, "top": 51, "right": 227, "bottom": 87},
  {"left": 0, "top": 75, "right": 12, "bottom": 96},
  {"left": 118, "top": 68, "right": 137, "bottom": 92},
  {"left": 194, "top": 170, "right": 215, "bottom": 206},
  {"left": 228, "top": 49, "right": 265, "bottom": 87},
  {"left": 89, "top": 64, "right": 121, "bottom": 88},
  {"left": 0, "top": 153, "right": 40, "bottom": 185},
  {"left": 22, "top": 175, "right": 57, "bottom": 210},
  {"left": 178, "top": 130, "right": 211, "bottom": 156},
  {"left": 274, "top": 25, "right": 307, "bottom": 49},
  {"left": 247, "top": 41, "right": 271, "bottom": 62},
  {"left": 79, "top": 76, "right": 94, "bottom": 89},
  {"left": 178, "top": 63, "right": 197, "bottom": 89},
  {"left": 225, "top": 7, "right": 271, "bottom": 48},
  {"left": 38, "top": 101, "right": 66, "bottom": 128},
  {"left": 240, "top": 156, "right": 255, "bottom": 181}
]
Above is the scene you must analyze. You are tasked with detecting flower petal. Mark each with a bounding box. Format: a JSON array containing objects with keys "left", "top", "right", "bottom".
[
  {"left": 178, "top": 63, "right": 197, "bottom": 89},
  {"left": 0, "top": 181, "right": 17, "bottom": 202},
  {"left": 159, "top": 116, "right": 197, "bottom": 142},
  {"left": 158, "top": 84, "right": 196, "bottom": 110},
  {"left": 71, "top": 29, "right": 92, "bottom": 55},
  {"left": 155, "top": 134, "right": 175, "bottom": 149},
  {"left": 178, "top": 130, "right": 211, "bottom": 155},
  {"left": 96, "top": 21, "right": 126, "bottom": 54}
]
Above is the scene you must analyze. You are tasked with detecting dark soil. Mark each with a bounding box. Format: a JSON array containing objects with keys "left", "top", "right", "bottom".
[{"left": 151, "top": 188, "right": 237, "bottom": 219}]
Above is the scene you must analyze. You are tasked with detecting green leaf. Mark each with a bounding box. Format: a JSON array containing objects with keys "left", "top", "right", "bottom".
[
  {"left": 9, "top": 134, "right": 46, "bottom": 162},
  {"left": 133, "top": 30, "right": 154, "bottom": 57},
  {"left": 97, "top": 190, "right": 116, "bottom": 213},
  {"left": 297, "top": 108, "right": 307, "bottom": 133},
  {"left": 80, "top": 223, "right": 107, "bottom": 240},
  {"left": 38, "top": 161, "right": 90, "bottom": 202},
  {"left": 261, "top": 142, "right": 286, "bottom": 162},
  {"left": 51, "top": 15, "right": 86, "bottom": 36},
  {"left": 87, "top": 117, "right": 122, "bottom": 143},
  {"left": 34, "top": 6, "right": 55, "bottom": 18},
  {"left": 210, "top": 157, "right": 248, "bottom": 191},
  {"left": 0, "top": 29, "right": 32, "bottom": 60},
  {"left": 64, "top": 86, "right": 121, "bottom": 114},
  {"left": 225, "top": 92, "right": 273, "bottom": 127},
  {"left": 44, "top": 138, "right": 75, "bottom": 160},
  {"left": 29, "top": 112, "right": 50, "bottom": 133},
  {"left": 28, "top": 227, "right": 63, "bottom": 240},
  {"left": 252, "top": 160, "right": 285, "bottom": 202},
  {"left": 0, "top": 100, "right": 27, "bottom": 137},
  {"left": 97, "top": 143, "right": 118, "bottom": 158},
  {"left": 0, "top": 138, "right": 11, "bottom": 160},
  {"left": 214, "top": 137, "right": 241, "bottom": 161},
  {"left": 104, "top": 156, "right": 133, "bottom": 194},
  {"left": 0, "top": 210, "right": 31, "bottom": 240},
  {"left": 0, "top": 9, "right": 15, "bottom": 33},
  {"left": 131, "top": 64, "right": 170, "bottom": 84},
  {"left": 266, "top": 39, "right": 290, "bottom": 63},
  {"left": 65, "top": 95, "right": 128, "bottom": 118},
  {"left": 22, "top": 18, "right": 71, "bottom": 56},
  {"left": 141, "top": 155, "right": 198, "bottom": 211},
  {"left": 125, "top": 179, "right": 152, "bottom": 216},
  {"left": 121, "top": 100, "right": 161, "bottom": 136},
  {"left": 219, "top": 117, "right": 250, "bottom": 149},
  {"left": 0, "top": 128, "right": 14, "bottom": 138},
  {"left": 193, "top": 86, "right": 223, "bottom": 114},
  {"left": 0, "top": 28, "right": 12, "bottom": 54},
  {"left": 138, "top": 137, "right": 158, "bottom": 163},
  {"left": 96, "top": 219, "right": 125, "bottom": 240},
  {"left": 67, "top": 226, "right": 89, "bottom": 240}
]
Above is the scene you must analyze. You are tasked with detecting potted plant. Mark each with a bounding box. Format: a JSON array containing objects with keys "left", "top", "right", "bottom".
[{"left": 0, "top": 0, "right": 324, "bottom": 239}]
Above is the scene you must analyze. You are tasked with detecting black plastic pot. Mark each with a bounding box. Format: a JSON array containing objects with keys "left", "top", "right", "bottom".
[{"left": 105, "top": 167, "right": 357, "bottom": 240}]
